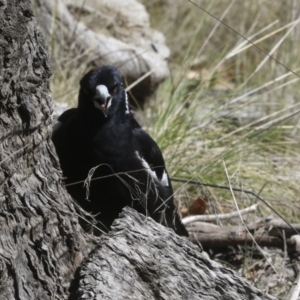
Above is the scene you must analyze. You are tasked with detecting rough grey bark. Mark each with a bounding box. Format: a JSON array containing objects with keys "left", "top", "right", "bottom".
[
  {"left": 0, "top": 1, "right": 279, "bottom": 299},
  {"left": 0, "top": 1, "right": 91, "bottom": 298},
  {"left": 70, "top": 207, "right": 277, "bottom": 300}
]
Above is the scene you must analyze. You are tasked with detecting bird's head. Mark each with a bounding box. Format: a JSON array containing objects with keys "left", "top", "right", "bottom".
[{"left": 78, "top": 66, "right": 129, "bottom": 118}]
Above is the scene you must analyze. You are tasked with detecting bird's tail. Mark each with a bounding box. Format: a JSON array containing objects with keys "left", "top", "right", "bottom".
[{"left": 165, "top": 209, "right": 189, "bottom": 237}]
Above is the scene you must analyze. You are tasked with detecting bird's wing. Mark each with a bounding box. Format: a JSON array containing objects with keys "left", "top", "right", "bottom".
[
  {"left": 56, "top": 108, "right": 77, "bottom": 124},
  {"left": 53, "top": 108, "right": 76, "bottom": 131},
  {"left": 130, "top": 118, "right": 169, "bottom": 186},
  {"left": 130, "top": 118, "right": 189, "bottom": 237},
  {"left": 52, "top": 108, "right": 77, "bottom": 150}
]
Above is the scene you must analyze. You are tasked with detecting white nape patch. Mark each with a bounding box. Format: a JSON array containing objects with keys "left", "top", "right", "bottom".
[
  {"left": 124, "top": 91, "right": 129, "bottom": 114},
  {"left": 135, "top": 151, "right": 159, "bottom": 182},
  {"left": 161, "top": 170, "right": 169, "bottom": 187}
]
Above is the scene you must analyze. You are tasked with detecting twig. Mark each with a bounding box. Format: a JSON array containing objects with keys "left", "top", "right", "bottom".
[
  {"left": 183, "top": 204, "right": 258, "bottom": 225},
  {"left": 222, "top": 159, "right": 277, "bottom": 275},
  {"left": 285, "top": 262, "right": 300, "bottom": 300},
  {"left": 125, "top": 69, "right": 154, "bottom": 92},
  {"left": 171, "top": 177, "right": 300, "bottom": 235},
  {"left": 0, "top": 144, "right": 29, "bottom": 166}
]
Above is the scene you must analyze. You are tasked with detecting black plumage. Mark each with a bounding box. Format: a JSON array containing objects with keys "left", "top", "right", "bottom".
[{"left": 52, "top": 66, "right": 188, "bottom": 236}]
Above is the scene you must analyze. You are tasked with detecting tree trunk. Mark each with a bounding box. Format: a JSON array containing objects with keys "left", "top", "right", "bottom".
[
  {"left": 0, "top": 1, "right": 279, "bottom": 299},
  {"left": 0, "top": 1, "right": 90, "bottom": 298}
]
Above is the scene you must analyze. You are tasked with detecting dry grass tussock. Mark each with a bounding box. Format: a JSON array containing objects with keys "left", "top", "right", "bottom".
[{"left": 47, "top": 0, "right": 300, "bottom": 298}]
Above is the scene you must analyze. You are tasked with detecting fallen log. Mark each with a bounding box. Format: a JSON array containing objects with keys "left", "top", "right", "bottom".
[{"left": 186, "top": 217, "right": 300, "bottom": 254}]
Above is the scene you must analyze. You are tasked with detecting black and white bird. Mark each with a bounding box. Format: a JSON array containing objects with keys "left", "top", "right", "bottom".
[{"left": 52, "top": 66, "right": 188, "bottom": 236}]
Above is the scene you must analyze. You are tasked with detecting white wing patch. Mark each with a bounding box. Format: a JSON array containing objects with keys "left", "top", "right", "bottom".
[
  {"left": 161, "top": 170, "right": 169, "bottom": 187},
  {"left": 136, "top": 151, "right": 157, "bottom": 180},
  {"left": 135, "top": 151, "right": 169, "bottom": 186}
]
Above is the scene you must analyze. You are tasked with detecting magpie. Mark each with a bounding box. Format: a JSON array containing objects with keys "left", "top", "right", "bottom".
[{"left": 52, "top": 66, "right": 188, "bottom": 236}]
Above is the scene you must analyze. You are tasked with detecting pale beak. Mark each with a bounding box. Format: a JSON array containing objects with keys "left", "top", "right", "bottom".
[{"left": 94, "top": 85, "right": 112, "bottom": 117}]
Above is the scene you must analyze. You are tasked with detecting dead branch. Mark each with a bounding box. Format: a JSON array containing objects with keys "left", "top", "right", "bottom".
[
  {"left": 172, "top": 177, "right": 299, "bottom": 235},
  {"left": 182, "top": 203, "right": 258, "bottom": 225},
  {"left": 186, "top": 217, "right": 300, "bottom": 252}
]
